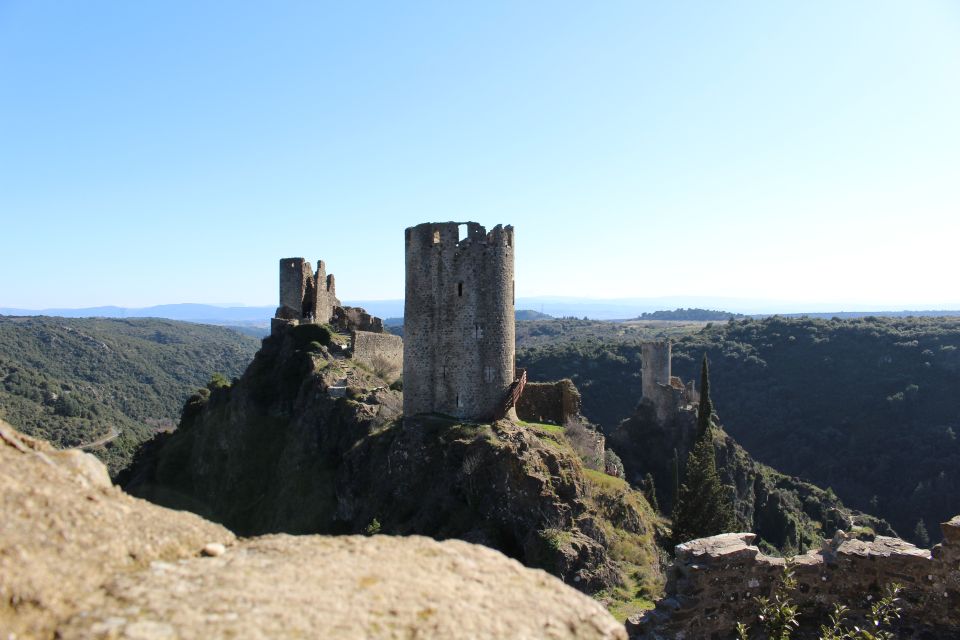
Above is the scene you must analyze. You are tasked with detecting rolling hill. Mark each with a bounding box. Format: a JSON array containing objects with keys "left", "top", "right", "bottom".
[{"left": 0, "top": 316, "right": 260, "bottom": 473}]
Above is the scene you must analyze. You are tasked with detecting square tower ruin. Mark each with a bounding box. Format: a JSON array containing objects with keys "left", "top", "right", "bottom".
[
  {"left": 402, "top": 222, "right": 516, "bottom": 420},
  {"left": 276, "top": 258, "right": 339, "bottom": 324}
]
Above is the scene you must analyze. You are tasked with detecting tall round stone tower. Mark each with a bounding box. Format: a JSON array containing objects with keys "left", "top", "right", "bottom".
[
  {"left": 641, "top": 341, "right": 672, "bottom": 401},
  {"left": 403, "top": 222, "right": 515, "bottom": 420}
]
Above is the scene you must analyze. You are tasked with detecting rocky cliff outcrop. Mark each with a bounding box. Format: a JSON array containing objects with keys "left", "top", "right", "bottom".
[
  {"left": 122, "top": 324, "right": 663, "bottom": 598},
  {"left": 611, "top": 401, "right": 892, "bottom": 551},
  {"left": 0, "top": 419, "right": 629, "bottom": 639},
  {"left": 629, "top": 520, "right": 960, "bottom": 639}
]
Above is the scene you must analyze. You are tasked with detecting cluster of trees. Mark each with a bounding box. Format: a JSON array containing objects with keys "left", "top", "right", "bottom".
[
  {"left": 637, "top": 308, "right": 746, "bottom": 321},
  {"left": 0, "top": 316, "right": 259, "bottom": 473}
]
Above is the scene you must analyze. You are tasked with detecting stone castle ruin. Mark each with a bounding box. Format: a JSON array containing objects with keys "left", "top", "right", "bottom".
[
  {"left": 270, "top": 228, "right": 589, "bottom": 428},
  {"left": 272, "top": 257, "right": 402, "bottom": 375},
  {"left": 402, "top": 222, "right": 519, "bottom": 421},
  {"left": 276, "top": 258, "right": 339, "bottom": 325},
  {"left": 640, "top": 341, "right": 698, "bottom": 421}
]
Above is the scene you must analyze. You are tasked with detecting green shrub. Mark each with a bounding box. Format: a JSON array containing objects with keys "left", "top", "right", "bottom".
[
  {"left": 736, "top": 562, "right": 902, "bottom": 640},
  {"left": 291, "top": 324, "right": 331, "bottom": 349},
  {"left": 54, "top": 395, "right": 82, "bottom": 418},
  {"left": 207, "top": 372, "right": 231, "bottom": 390}
]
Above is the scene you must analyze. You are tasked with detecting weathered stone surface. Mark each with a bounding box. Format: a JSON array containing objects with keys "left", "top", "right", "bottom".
[
  {"left": 942, "top": 516, "right": 960, "bottom": 544},
  {"left": 59, "top": 535, "right": 627, "bottom": 640},
  {"left": 675, "top": 532, "right": 758, "bottom": 562},
  {"left": 629, "top": 525, "right": 960, "bottom": 639},
  {"left": 0, "top": 419, "right": 234, "bottom": 639},
  {"left": 1, "top": 420, "right": 626, "bottom": 640}
]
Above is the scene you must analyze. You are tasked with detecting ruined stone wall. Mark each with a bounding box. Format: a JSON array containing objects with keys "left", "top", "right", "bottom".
[
  {"left": 630, "top": 517, "right": 960, "bottom": 639},
  {"left": 334, "top": 306, "right": 384, "bottom": 334},
  {"left": 313, "top": 261, "right": 338, "bottom": 324},
  {"left": 351, "top": 331, "right": 403, "bottom": 380},
  {"left": 403, "top": 222, "right": 515, "bottom": 420},
  {"left": 516, "top": 380, "right": 582, "bottom": 425}
]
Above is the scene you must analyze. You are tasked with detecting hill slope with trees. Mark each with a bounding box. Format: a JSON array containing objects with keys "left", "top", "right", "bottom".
[
  {"left": 517, "top": 315, "right": 960, "bottom": 540},
  {"left": 0, "top": 316, "right": 260, "bottom": 473}
]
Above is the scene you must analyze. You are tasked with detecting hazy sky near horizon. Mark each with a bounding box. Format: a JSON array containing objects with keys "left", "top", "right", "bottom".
[{"left": 1, "top": 1, "right": 958, "bottom": 310}]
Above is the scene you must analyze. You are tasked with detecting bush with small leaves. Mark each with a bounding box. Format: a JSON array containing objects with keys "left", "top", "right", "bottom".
[{"left": 737, "top": 563, "right": 902, "bottom": 640}]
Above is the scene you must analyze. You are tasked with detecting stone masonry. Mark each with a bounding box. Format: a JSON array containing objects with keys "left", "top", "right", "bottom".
[
  {"left": 351, "top": 331, "right": 403, "bottom": 380},
  {"left": 641, "top": 341, "right": 698, "bottom": 422},
  {"left": 277, "top": 258, "right": 339, "bottom": 324},
  {"left": 516, "top": 379, "right": 582, "bottom": 425},
  {"left": 403, "top": 222, "right": 515, "bottom": 420},
  {"left": 629, "top": 516, "right": 960, "bottom": 639}
]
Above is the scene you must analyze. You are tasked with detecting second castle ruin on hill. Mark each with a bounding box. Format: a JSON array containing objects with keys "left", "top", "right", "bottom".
[{"left": 272, "top": 257, "right": 402, "bottom": 375}]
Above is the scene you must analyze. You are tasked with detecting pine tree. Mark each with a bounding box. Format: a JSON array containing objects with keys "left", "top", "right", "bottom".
[
  {"left": 914, "top": 519, "right": 931, "bottom": 548},
  {"left": 697, "top": 353, "right": 713, "bottom": 439},
  {"left": 672, "top": 354, "right": 736, "bottom": 544},
  {"left": 642, "top": 472, "right": 660, "bottom": 512}
]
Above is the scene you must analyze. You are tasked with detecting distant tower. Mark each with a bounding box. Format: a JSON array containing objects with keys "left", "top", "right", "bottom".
[
  {"left": 277, "top": 258, "right": 338, "bottom": 323},
  {"left": 403, "top": 222, "right": 515, "bottom": 420},
  {"left": 641, "top": 341, "right": 672, "bottom": 407},
  {"left": 640, "top": 340, "right": 697, "bottom": 421}
]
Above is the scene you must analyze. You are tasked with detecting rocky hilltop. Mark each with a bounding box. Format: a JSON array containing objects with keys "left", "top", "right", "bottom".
[
  {"left": 0, "top": 418, "right": 627, "bottom": 639},
  {"left": 122, "top": 324, "right": 664, "bottom": 613}
]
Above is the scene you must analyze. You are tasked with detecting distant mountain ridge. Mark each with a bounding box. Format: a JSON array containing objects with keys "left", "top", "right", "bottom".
[
  {"left": 4, "top": 300, "right": 960, "bottom": 324},
  {"left": 0, "top": 304, "right": 276, "bottom": 322}
]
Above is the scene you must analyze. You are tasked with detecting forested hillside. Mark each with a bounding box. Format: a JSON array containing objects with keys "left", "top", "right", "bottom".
[
  {"left": 517, "top": 316, "right": 960, "bottom": 540},
  {"left": 0, "top": 316, "right": 260, "bottom": 473}
]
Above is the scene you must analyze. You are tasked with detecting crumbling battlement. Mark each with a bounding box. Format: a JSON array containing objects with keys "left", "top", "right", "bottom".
[
  {"left": 403, "top": 222, "right": 515, "bottom": 420},
  {"left": 629, "top": 516, "right": 960, "bottom": 639},
  {"left": 640, "top": 341, "right": 698, "bottom": 421},
  {"left": 276, "top": 258, "right": 339, "bottom": 325},
  {"left": 334, "top": 307, "right": 384, "bottom": 334},
  {"left": 516, "top": 380, "right": 582, "bottom": 426}
]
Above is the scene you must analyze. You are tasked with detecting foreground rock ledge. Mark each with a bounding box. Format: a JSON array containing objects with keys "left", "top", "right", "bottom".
[
  {"left": 0, "top": 419, "right": 625, "bottom": 640},
  {"left": 60, "top": 535, "right": 625, "bottom": 640}
]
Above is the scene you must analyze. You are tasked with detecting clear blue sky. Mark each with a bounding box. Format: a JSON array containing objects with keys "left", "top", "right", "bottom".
[{"left": 1, "top": 1, "right": 958, "bottom": 310}]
